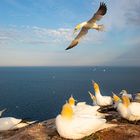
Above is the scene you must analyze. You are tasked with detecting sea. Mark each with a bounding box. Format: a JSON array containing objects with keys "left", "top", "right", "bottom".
[{"left": 0, "top": 66, "right": 140, "bottom": 121}]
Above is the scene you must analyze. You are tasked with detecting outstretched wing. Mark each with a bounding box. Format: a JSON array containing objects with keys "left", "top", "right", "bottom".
[
  {"left": 66, "top": 27, "right": 88, "bottom": 50},
  {"left": 88, "top": 2, "right": 107, "bottom": 23}
]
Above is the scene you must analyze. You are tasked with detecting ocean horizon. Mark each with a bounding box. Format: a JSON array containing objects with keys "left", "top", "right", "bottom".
[{"left": 0, "top": 66, "right": 140, "bottom": 121}]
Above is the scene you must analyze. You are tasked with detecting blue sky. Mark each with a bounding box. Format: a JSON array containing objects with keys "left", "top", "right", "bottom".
[{"left": 0, "top": 0, "right": 140, "bottom": 66}]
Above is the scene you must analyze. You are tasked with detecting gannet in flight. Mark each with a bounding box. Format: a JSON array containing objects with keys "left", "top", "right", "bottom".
[
  {"left": 92, "top": 80, "right": 113, "bottom": 106},
  {"left": 56, "top": 103, "right": 115, "bottom": 139},
  {"left": 66, "top": 2, "right": 107, "bottom": 50}
]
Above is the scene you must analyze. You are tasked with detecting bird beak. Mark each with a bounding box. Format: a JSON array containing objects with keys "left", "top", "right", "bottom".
[
  {"left": 119, "top": 91, "right": 123, "bottom": 95},
  {"left": 92, "top": 80, "right": 95, "bottom": 84}
]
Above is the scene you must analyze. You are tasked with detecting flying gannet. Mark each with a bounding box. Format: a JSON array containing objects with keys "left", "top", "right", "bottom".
[
  {"left": 92, "top": 80, "right": 113, "bottom": 106},
  {"left": 56, "top": 103, "right": 115, "bottom": 139},
  {"left": 0, "top": 117, "right": 36, "bottom": 131},
  {"left": 66, "top": 2, "right": 107, "bottom": 50}
]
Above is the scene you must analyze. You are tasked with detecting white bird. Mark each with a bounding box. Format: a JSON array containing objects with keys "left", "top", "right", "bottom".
[
  {"left": 113, "top": 94, "right": 140, "bottom": 121},
  {"left": 92, "top": 81, "right": 113, "bottom": 106},
  {"left": 119, "top": 90, "right": 133, "bottom": 101},
  {"left": 0, "top": 117, "right": 36, "bottom": 131},
  {"left": 66, "top": 2, "right": 107, "bottom": 50},
  {"left": 68, "top": 95, "right": 105, "bottom": 118},
  {"left": 0, "top": 109, "right": 6, "bottom": 117},
  {"left": 88, "top": 91, "right": 97, "bottom": 106},
  {"left": 56, "top": 103, "right": 115, "bottom": 139}
]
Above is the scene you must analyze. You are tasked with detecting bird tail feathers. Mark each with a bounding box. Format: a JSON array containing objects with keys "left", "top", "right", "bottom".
[{"left": 98, "top": 25, "right": 105, "bottom": 31}]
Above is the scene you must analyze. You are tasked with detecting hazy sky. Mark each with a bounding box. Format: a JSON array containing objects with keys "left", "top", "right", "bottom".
[{"left": 0, "top": 0, "right": 139, "bottom": 66}]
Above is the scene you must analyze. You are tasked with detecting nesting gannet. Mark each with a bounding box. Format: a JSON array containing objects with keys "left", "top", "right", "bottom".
[
  {"left": 92, "top": 81, "right": 113, "bottom": 106},
  {"left": 88, "top": 91, "right": 97, "bottom": 105},
  {"left": 0, "top": 109, "right": 6, "bottom": 117},
  {"left": 119, "top": 90, "right": 133, "bottom": 101},
  {"left": 97, "top": 93, "right": 119, "bottom": 113},
  {"left": 68, "top": 95, "right": 106, "bottom": 118},
  {"left": 66, "top": 2, "right": 107, "bottom": 50},
  {"left": 114, "top": 94, "right": 140, "bottom": 121},
  {"left": 0, "top": 117, "right": 35, "bottom": 131},
  {"left": 56, "top": 103, "right": 115, "bottom": 139}
]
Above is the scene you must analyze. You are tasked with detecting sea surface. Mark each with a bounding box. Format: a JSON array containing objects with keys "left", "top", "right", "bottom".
[{"left": 0, "top": 66, "right": 140, "bottom": 121}]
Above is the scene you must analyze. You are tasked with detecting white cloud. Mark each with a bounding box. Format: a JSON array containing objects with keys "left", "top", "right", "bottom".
[
  {"left": 100, "top": 0, "right": 140, "bottom": 32},
  {"left": 0, "top": 25, "right": 107, "bottom": 48},
  {"left": 32, "top": 26, "right": 73, "bottom": 43}
]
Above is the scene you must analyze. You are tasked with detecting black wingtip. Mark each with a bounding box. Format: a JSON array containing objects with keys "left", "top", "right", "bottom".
[
  {"left": 65, "top": 41, "right": 78, "bottom": 50},
  {"left": 99, "top": 2, "right": 107, "bottom": 15},
  {"left": 65, "top": 47, "right": 70, "bottom": 50}
]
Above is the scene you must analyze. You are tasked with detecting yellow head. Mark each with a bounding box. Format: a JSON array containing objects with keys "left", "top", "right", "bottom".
[
  {"left": 68, "top": 95, "right": 75, "bottom": 106},
  {"left": 122, "top": 95, "right": 130, "bottom": 107},
  {"left": 73, "top": 22, "right": 86, "bottom": 34},
  {"left": 93, "top": 82, "right": 100, "bottom": 93},
  {"left": 61, "top": 103, "right": 73, "bottom": 119},
  {"left": 74, "top": 24, "right": 82, "bottom": 33},
  {"left": 113, "top": 93, "right": 121, "bottom": 103}
]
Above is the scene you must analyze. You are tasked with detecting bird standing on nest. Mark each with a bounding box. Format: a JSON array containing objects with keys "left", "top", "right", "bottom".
[{"left": 66, "top": 2, "right": 107, "bottom": 50}]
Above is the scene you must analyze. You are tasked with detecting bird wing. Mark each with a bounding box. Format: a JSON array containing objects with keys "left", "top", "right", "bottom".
[
  {"left": 101, "top": 96, "right": 113, "bottom": 106},
  {"left": 73, "top": 116, "right": 106, "bottom": 136},
  {"left": 129, "top": 103, "right": 140, "bottom": 116},
  {"left": 88, "top": 2, "right": 107, "bottom": 23},
  {"left": 66, "top": 27, "right": 88, "bottom": 50},
  {"left": 0, "top": 117, "right": 22, "bottom": 131}
]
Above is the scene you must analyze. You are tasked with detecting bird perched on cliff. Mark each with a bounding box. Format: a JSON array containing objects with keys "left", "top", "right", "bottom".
[
  {"left": 113, "top": 94, "right": 140, "bottom": 121},
  {"left": 92, "top": 81, "right": 113, "bottom": 106},
  {"left": 68, "top": 95, "right": 108, "bottom": 118},
  {"left": 66, "top": 2, "right": 107, "bottom": 50},
  {"left": 0, "top": 109, "right": 6, "bottom": 117},
  {"left": 0, "top": 117, "right": 36, "bottom": 131},
  {"left": 56, "top": 103, "right": 115, "bottom": 139}
]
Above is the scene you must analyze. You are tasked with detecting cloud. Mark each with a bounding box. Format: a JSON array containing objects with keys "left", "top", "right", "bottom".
[
  {"left": 125, "top": 0, "right": 140, "bottom": 26},
  {"left": 32, "top": 26, "right": 73, "bottom": 42},
  {"left": 0, "top": 26, "right": 71, "bottom": 47},
  {"left": 0, "top": 25, "right": 107, "bottom": 48},
  {"left": 0, "top": 28, "right": 19, "bottom": 47},
  {"left": 101, "top": 0, "right": 140, "bottom": 31}
]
